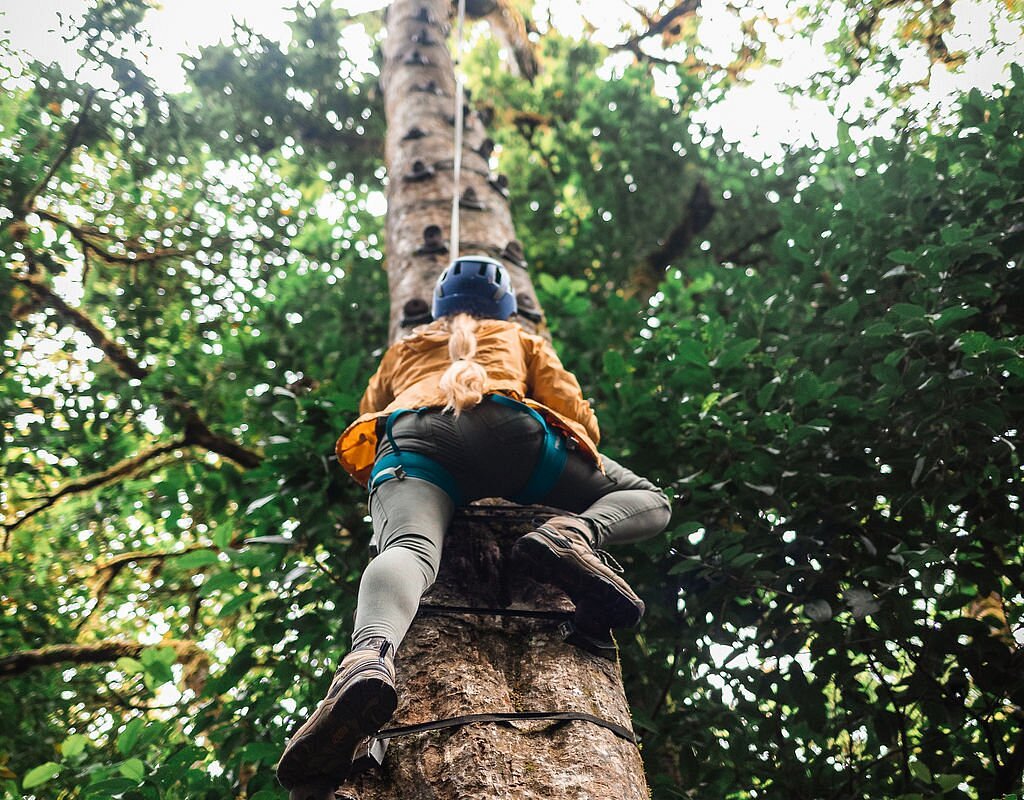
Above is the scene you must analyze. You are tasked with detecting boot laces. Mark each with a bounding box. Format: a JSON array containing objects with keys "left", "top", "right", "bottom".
[
  {"left": 540, "top": 518, "right": 624, "bottom": 573},
  {"left": 592, "top": 546, "right": 625, "bottom": 574},
  {"left": 339, "top": 637, "right": 394, "bottom": 674}
]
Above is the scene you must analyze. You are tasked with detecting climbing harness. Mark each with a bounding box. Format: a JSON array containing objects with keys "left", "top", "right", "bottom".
[
  {"left": 367, "top": 396, "right": 567, "bottom": 507},
  {"left": 488, "top": 394, "right": 568, "bottom": 504},
  {"left": 369, "top": 408, "right": 465, "bottom": 506},
  {"left": 450, "top": 0, "right": 468, "bottom": 257}
]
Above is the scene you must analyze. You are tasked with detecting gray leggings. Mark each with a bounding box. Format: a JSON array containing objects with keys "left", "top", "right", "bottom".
[{"left": 353, "top": 399, "right": 671, "bottom": 648}]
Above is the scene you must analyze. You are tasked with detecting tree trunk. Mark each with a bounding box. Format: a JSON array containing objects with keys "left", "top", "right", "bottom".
[
  {"left": 380, "top": 0, "right": 541, "bottom": 343},
  {"left": 342, "top": 508, "right": 648, "bottom": 799},
  {"left": 341, "top": 0, "right": 651, "bottom": 796}
]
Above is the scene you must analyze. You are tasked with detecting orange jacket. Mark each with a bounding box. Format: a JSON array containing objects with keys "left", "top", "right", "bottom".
[{"left": 336, "top": 319, "right": 601, "bottom": 487}]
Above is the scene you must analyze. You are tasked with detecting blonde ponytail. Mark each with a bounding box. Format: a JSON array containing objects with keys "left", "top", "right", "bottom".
[{"left": 438, "top": 313, "right": 487, "bottom": 415}]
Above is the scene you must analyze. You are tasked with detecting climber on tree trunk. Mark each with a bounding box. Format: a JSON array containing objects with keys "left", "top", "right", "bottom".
[{"left": 276, "top": 255, "right": 671, "bottom": 792}]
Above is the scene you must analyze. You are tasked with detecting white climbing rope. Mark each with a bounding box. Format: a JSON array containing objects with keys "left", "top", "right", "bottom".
[{"left": 450, "top": 0, "right": 467, "bottom": 259}]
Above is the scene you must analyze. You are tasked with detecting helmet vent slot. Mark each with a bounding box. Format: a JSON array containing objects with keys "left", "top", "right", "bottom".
[{"left": 478, "top": 263, "right": 487, "bottom": 276}]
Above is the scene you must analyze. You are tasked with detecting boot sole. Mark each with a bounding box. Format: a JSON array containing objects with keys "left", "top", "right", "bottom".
[
  {"left": 277, "top": 675, "right": 397, "bottom": 790},
  {"left": 513, "top": 532, "right": 644, "bottom": 628}
]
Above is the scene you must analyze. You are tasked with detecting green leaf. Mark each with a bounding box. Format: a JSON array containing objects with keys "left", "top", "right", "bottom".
[
  {"left": 116, "top": 656, "right": 145, "bottom": 675},
  {"left": 889, "top": 303, "right": 925, "bottom": 320},
  {"left": 843, "top": 587, "right": 880, "bottom": 619},
  {"left": 213, "top": 524, "right": 234, "bottom": 549},
  {"left": 714, "top": 338, "right": 758, "bottom": 370},
  {"left": 671, "top": 521, "right": 704, "bottom": 541},
  {"left": 23, "top": 762, "right": 60, "bottom": 790},
  {"left": 824, "top": 298, "right": 860, "bottom": 325},
  {"left": 936, "top": 774, "right": 963, "bottom": 791},
  {"left": 198, "top": 569, "right": 245, "bottom": 596},
  {"left": 82, "top": 778, "right": 140, "bottom": 798},
  {"left": 668, "top": 557, "right": 703, "bottom": 575},
  {"left": 140, "top": 646, "right": 177, "bottom": 667},
  {"left": 863, "top": 321, "right": 897, "bottom": 337},
  {"left": 119, "top": 758, "right": 145, "bottom": 782},
  {"left": 886, "top": 248, "right": 917, "bottom": 264},
  {"left": 792, "top": 372, "right": 821, "bottom": 406},
  {"left": 61, "top": 733, "right": 89, "bottom": 758},
  {"left": 238, "top": 741, "right": 282, "bottom": 764},
  {"left": 675, "top": 339, "right": 706, "bottom": 367},
  {"left": 957, "top": 331, "right": 994, "bottom": 356},
  {"left": 804, "top": 600, "right": 833, "bottom": 622},
  {"left": 603, "top": 350, "right": 627, "bottom": 380},
  {"left": 220, "top": 590, "right": 257, "bottom": 616},
  {"left": 756, "top": 379, "right": 779, "bottom": 409},
  {"left": 174, "top": 549, "right": 220, "bottom": 569},
  {"left": 700, "top": 392, "right": 721, "bottom": 416},
  {"left": 117, "top": 718, "right": 145, "bottom": 756},
  {"left": 910, "top": 760, "right": 932, "bottom": 783},
  {"left": 933, "top": 305, "right": 978, "bottom": 330},
  {"left": 246, "top": 494, "right": 277, "bottom": 515}
]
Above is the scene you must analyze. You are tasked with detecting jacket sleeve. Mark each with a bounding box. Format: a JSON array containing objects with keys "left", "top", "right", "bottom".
[
  {"left": 358, "top": 346, "right": 398, "bottom": 414},
  {"left": 524, "top": 335, "right": 601, "bottom": 446}
]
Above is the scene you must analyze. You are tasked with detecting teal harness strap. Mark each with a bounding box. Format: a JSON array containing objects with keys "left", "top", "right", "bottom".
[
  {"left": 369, "top": 409, "right": 465, "bottom": 507},
  {"left": 384, "top": 408, "right": 420, "bottom": 454},
  {"left": 488, "top": 394, "right": 568, "bottom": 504},
  {"left": 370, "top": 451, "right": 464, "bottom": 507}
]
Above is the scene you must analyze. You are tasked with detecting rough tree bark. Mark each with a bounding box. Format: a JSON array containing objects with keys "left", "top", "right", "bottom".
[
  {"left": 343, "top": 509, "right": 648, "bottom": 799},
  {"left": 380, "top": 0, "right": 541, "bottom": 344},
  {"left": 335, "top": 0, "right": 652, "bottom": 797}
]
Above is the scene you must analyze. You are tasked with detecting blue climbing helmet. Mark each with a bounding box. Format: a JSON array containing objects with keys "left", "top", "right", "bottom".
[{"left": 432, "top": 255, "right": 517, "bottom": 320}]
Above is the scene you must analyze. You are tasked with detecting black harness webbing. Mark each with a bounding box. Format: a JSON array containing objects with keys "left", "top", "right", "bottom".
[
  {"left": 419, "top": 603, "right": 571, "bottom": 622},
  {"left": 375, "top": 710, "right": 638, "bottom": 745},
  {"left": 352, "top": 709, "right": 638, "bottom": 776}
]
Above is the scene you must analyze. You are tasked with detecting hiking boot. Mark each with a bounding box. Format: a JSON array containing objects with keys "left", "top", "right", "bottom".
[
  {"left": 513, "top": 515, "right": 645, "bottom": 629},
  {"left": 276, "top": 637, "right": 398, "bottom": 790}
]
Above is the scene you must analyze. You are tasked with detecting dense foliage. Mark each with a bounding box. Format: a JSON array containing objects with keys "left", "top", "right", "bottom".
[{"left": 1, "top": 1, "right": 1022, "bottom": 798}]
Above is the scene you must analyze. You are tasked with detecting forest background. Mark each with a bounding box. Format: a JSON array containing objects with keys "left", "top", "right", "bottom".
[{"left": 1, "top": 0, "right": 1023, "bottom": 797}]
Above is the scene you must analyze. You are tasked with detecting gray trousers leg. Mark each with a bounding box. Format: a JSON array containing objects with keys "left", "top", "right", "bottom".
[
  {"left": 352, "top": 478, "right": 454, "bottom": 648},
  {"left": 351, "top": 401, "right": 670, "bottom": 648},
  {"left": 544, "top": 451, "right": 671, "bottom": 547}
]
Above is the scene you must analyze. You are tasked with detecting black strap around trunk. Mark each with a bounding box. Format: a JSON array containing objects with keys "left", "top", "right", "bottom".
[{"left": 374, "top": 710, "right": 638, "bottom": 746}]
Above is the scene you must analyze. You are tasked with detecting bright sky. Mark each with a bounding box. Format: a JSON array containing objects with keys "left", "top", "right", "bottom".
[{"left": 1, "top": 0, "right": 1022, "bottom": 160}]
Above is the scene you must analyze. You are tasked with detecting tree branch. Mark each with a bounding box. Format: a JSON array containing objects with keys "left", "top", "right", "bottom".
[
  {"left": 14, "top": 272, "right": 149, "bottom": 380},
  {"left": 622, "top": 0, "right": 702, "bottom": 50},
  {"left": 33, "top": 209, "right": 243, "bottom": 266},
  {"left": 466, "top": 0, "right": 539, "bottom": 81},
  {"left": 646, "top": 179, "right": 715, "bottom": 272},
  {"left": 0, "top": 638, "right": 202, "bottom": 678},
  {"left": 22, "top": 89, "right": 97, "bottom": 212},
  {"left": 92, "top": 542, "right": 215, "bottom": 574},
  {"left": 649, "top": 642, "right": 684, "bottom": 720},
  {"left": 4, "top": 440, "right": 186, "bottom": 541},
  {"left": 633, "top": 179, "right": 715, "bottom": 295},
  {"left": 719, "top": 223, "right": 781, "bottom": 265},
  {"left": 995, "top": 720, "right": 1024, "bottom": 795},
  {"left": 11, "top": 272, "right": 262, "bottom": 469},
  {"left": 181, "top": 414, "right": 263, "bottom": 469}
]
